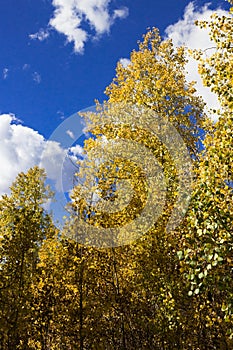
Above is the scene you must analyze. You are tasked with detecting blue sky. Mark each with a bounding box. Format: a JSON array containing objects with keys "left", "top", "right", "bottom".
[
  {"left": 0, "top": 0, "right": 228, "bottom": 136},
  {"left": 0, "top": 0, "right": 230, "bottom": 220}
]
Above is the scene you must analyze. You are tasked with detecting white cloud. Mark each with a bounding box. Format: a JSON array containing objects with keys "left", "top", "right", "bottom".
[
  {"left": 22, "top": 63, "right": 30, "bottom": 71},
  {"left": 29, "top": 28, "right": 50, "bottom": 41},
  {"left": 32, "top": 72, "right": 42, "bottom": 84},
  {"left": 165, "top": 2, "right": 229, "bottom": 120},
  {"left": 113, "top": 7, "right": 129, "bottom": 20},
  {"left": 49, "top": 0, "right": 129, "bottom": 53},
  {"left": 40, "top": 140, "right": 67, "bottom": 191},
  {"left": 52, "top": 144, "right": 83, "bottom": 194},
  {"left": 2, "top": 68, "right": 9, "bottom": 80},
  {"left": 119, "top": 58, "right": 130, "bottom": 68},
  {"left": 66, "top": 129, "right": 75, "bottom": 139},
  {"left": 0, "top": 114, "right": 44, "bottom": 195},
  {"left": 0, "top": 114, "right": 71, "bottom": 196},
  {"left": 57, "top": 110, "right": 65, "bottom": 119},
  {"left": 69, "top": 144, "right": 83, "bottom": 157},
  {"left": 0, "top": 114, "right": 86, "bottom": 222}
]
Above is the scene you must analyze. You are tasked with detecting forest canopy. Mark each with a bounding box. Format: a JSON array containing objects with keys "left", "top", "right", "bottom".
[{"left": 0, "top": 2, "right": 232, "bottom": 349}]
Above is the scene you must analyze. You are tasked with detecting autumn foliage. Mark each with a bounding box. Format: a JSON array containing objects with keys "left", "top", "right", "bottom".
[{"left": 0, "top": 2, "right": 232, "bottom": 349}]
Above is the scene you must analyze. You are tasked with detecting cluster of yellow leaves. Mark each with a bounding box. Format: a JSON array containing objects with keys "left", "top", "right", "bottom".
[
  {"left": 105, "top": 28, "right": 206, "bottom": 158},
  {"left": 1, "top": 4, "right": 233, "bottom": 348},
  {"left": 178, "top": 1, "right": 233, "bottom": 341}
]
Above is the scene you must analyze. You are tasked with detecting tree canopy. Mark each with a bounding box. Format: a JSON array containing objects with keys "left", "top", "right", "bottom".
[{"left": 0, "top": 2, "right": 232, "bottom": 348}]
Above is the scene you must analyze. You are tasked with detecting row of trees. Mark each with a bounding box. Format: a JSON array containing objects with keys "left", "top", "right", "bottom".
[{"left": 0, "top": 2, "right": 232, "bottom": 349}]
